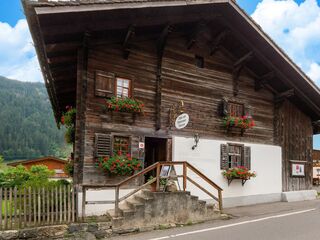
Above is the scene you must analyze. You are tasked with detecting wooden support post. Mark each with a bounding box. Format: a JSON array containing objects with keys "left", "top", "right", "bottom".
[
  {"left": 115, "top": 187, "right": 120, "bottom": 217},
  {"left": 218, "top": 190, "right": 223, "bottom": 211},
  {"left": 156, "top": 24, "right": 173, "bottom": 130},
  {"left": 156, "top": 163, "right": 161, "bottom": 191},
  {"left": 81, "top": 186, "right": 86, "bottom": 222},
  {"left": 183, "top": 162, "right": 187, "bottom": 191}
]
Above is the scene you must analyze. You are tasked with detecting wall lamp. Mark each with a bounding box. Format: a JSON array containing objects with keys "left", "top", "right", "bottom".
[{"left": 192, "top": 133, "right": 200, "bottom": 150}]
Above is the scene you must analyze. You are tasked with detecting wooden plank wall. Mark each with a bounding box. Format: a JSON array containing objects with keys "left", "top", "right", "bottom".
[
  {"left": 76, "top": 31, "right": 313, "bottom": 190},
  {"left": 78, "top": 33, "right": 273, "bottom": 184},
  {"left": 275, "top": 100, "right": 313, "bottom": 191},
  {"left": 76, "top": 31, "right": 275, "bottom": 185}
]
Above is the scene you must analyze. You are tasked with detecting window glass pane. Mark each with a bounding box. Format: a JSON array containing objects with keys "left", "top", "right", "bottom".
[
  {"left": 228, "top": 102, "right": 244, "bottom": 117},
  {"left": 228, "top": 144, "right": 243, "bottom": 168},
  {"left": 113, "top": 136, "right": 130, "bottom": 155},
  {"left": 123, "top": 80, "right": 129, "bottom": 88},
  {"left": 116, "top": 78, "right": 131, "bottom": 98}
]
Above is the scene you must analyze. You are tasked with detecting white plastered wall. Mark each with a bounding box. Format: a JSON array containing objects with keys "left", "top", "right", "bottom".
[{"left": 172, "top": 136, "right": 282, "bottom": 206}]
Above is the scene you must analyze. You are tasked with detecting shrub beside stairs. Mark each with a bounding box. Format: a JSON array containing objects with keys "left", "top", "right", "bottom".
[{"left": 107, "top": 189, "right": 223, "bottom": 230}]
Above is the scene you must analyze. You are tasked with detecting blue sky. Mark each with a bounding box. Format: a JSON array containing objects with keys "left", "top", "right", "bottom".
[{"left": 0, "top": 0, "right": 320, "bottom": 149}]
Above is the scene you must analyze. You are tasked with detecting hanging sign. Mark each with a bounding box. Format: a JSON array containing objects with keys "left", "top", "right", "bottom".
[{"left": 175, "top": 113, "right": 189, "bottom": 129}]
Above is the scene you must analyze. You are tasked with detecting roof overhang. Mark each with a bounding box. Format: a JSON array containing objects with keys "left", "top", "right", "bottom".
[{"left": 22, "top": 0, "right": 320, "bottom": 124}]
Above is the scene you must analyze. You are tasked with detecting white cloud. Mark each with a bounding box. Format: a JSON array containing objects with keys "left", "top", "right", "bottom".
[
  {"left": 0, "top": 19, "right": 43, "bottom": 82},
  {"left": 252, "top": 0, "right": 320, "bottom": 84},
  {"left": 308, "top": 62, "right": 320, "bottom": 83}
]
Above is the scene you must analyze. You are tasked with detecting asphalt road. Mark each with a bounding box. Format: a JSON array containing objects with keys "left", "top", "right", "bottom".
[{"left": 110, "top": 200, "right": 320, "bottom": 240}]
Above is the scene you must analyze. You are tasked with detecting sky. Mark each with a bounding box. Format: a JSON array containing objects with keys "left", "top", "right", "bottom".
[{"left": 0, "top": 0, "right": 320, "bottom": 148}]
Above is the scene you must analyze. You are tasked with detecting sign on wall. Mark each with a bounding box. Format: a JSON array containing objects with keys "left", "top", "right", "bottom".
[
  {"left": 175, "top": 113, "right": 189, "bottom": 129},
  {"left": 291, "top": 163, "right": 305, "bottom": 177},
  {"left": 139, "top": 142, "right": 145, "bottom": 149}
]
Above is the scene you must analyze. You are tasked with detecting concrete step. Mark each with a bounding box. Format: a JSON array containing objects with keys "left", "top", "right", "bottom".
[
  {"left": 190, "top": 195, "right": 199, "bottom": 201},
  {"left": 134, "top": 194, "right": 154, "bottom": 203},
  {"left": 141, "top": 189, "right": 154, "bottom": 198},
  {"left": 126, "top": 199, "right": 145, "bottom": 210},
  {"left": 121, "top": 208, "right": 136, "bottom": 218}
]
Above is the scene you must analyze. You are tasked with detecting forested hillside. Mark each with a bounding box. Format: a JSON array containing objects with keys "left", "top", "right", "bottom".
[{"left": 0, "top": 76, "right": 70, "bottom": 161}]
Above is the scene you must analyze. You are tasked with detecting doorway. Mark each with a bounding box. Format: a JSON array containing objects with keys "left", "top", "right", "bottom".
[{"left": 144, "top": 137, "right": 169, "bottom": 181}]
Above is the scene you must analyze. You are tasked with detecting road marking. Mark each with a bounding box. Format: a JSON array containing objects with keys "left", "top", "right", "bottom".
[{"left": 147, "top": 208, "right": 316, "bottom": 240}]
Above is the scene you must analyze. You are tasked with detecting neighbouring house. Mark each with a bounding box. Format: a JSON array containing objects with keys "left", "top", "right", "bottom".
[
  {"left": 7, "top": 156, "right": 69, "bottom": 179},
  {"left": 23, "top": 0, "right": 320, "bottom": 214},
  {"left": 313, "top": 150, "right": 320, "bottom": 184}
]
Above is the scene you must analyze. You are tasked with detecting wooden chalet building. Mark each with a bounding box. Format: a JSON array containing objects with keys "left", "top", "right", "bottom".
[
  {"left": 7, "top": 156, "right": 69, "bottom": 179},
  {"left": 23, "top": 0, "right": 320, "bottom": 207}
]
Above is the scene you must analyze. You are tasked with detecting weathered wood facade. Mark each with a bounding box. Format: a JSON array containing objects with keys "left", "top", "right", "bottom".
[{"left": 24, "top": 0, "right": 320, "bottom": 192}]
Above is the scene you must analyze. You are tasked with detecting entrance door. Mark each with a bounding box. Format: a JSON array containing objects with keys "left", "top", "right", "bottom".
[
  {"left": 144, "top": 137, "right": 169, "bottom": 181},
  {"left": 144, "top": 137, "right": 168, "bottom": 167}
]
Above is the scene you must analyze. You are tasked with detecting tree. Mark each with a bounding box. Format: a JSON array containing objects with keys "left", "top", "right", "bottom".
[{"left": 0, "top": 155, "right": 5, "bottom": 170}]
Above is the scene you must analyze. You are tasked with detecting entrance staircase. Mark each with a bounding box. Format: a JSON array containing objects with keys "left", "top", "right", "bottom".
[
  {"left": 107, "top": 189, "right": 221, "bottom": 229},
  {"left": 82, "top": 161, "right": 223, "bottom": 229}
]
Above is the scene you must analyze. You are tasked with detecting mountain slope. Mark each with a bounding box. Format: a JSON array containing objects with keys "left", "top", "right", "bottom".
[{"left": 0, "top": 76, "right": 69, "bottom": 161}]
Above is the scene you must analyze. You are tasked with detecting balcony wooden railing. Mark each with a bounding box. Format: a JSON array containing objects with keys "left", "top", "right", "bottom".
[{"left": 82, "top": 161, "right": 223, "bottom": 219}]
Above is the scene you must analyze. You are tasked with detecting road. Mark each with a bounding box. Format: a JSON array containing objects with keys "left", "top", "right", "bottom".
[{"left": 110, "top": 200, "right": 320, "bottom": 240}]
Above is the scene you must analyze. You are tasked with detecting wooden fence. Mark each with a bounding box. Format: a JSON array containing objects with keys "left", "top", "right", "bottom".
[{"left": 0, "top": 185, "right": 77, "bottom": 230}]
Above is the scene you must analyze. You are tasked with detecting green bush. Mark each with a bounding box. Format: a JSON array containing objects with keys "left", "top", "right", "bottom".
[{"left": 0, "top": 164, "right": 57, "bottom": 188}]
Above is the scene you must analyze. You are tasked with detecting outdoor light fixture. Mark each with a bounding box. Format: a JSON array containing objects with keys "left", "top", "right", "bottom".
[{"left": 192, "top": 133, "right": 200, "bottom": 150}]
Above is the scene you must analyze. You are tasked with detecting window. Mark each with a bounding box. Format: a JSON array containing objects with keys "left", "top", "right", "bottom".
[
  {"left": 228, "top": 102, "right": 244, "bottom": 117},
  {"left": 227, "top": 144, "right": 243, "bottom": 168},
  {"left": 116, "top": 78, "right": 131, "bottom": 98},
  {"left": 220, "top": 143, "right": 251, "bottom": 170},
  {"left": 113, "top": 136, "right": 130, "bottom": 155},
  {"left": 195, "top": 55, "right": 204, "bottom": 68}
]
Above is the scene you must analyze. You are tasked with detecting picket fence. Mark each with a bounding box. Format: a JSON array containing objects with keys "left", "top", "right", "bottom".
[{"left": 0, "top": 185, "right": 77, "bottom": 230}]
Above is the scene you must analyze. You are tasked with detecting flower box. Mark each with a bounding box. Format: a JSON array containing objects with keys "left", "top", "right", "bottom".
[
  {"left": 222, "top": 167, "right": 256, "bottom": 186},
  {"left": 105, "top": 97, "right": 144, "bottom": 113},
  {"left": 223, "top": 115, "right": 255, "bottom": 136},
  {"left": 96, "top": 152, "right": 142, "bottom": 176}
]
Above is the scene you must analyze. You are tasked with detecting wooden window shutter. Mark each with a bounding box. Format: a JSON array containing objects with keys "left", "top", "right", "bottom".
[
  {"left": 95, "top": 71, "right": 115, "bottom": 97},
  {"left": 220, "top": 144, "right": 229, "bottom": 170},
  {"left": 95, "top": 133, "right": 111, "bottom": 157},
  {"left": 220, "top": 99, "right": 229, "bottom": 117},
  {"left": 242, "top": 146, "right": 251, "bottom": 170}
]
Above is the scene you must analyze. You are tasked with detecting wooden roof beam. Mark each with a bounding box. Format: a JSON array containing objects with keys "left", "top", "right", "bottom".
[
  {"left": 275, "top": 88, "right": 295, "bottom": 102},
  {"left": 234, "top": 51, "right": 254, "bottom": 68},
  {"left": 210, "top": 29, "right": 230, "bottom": 56},
  {"left": 186, "top": 21, "right": 206, "bottom": 50},
  {"left": 255, "top": 71, "right": 275, "bottom": 91},
  {"left": 122, "top": 25, "right": 135, "bottom": 59},
  {"left": 220, "top": 19, "right": 320, "bottom": 118},
  {"left": 232, "top": 51, "right": 254, "bottom": 96}
]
